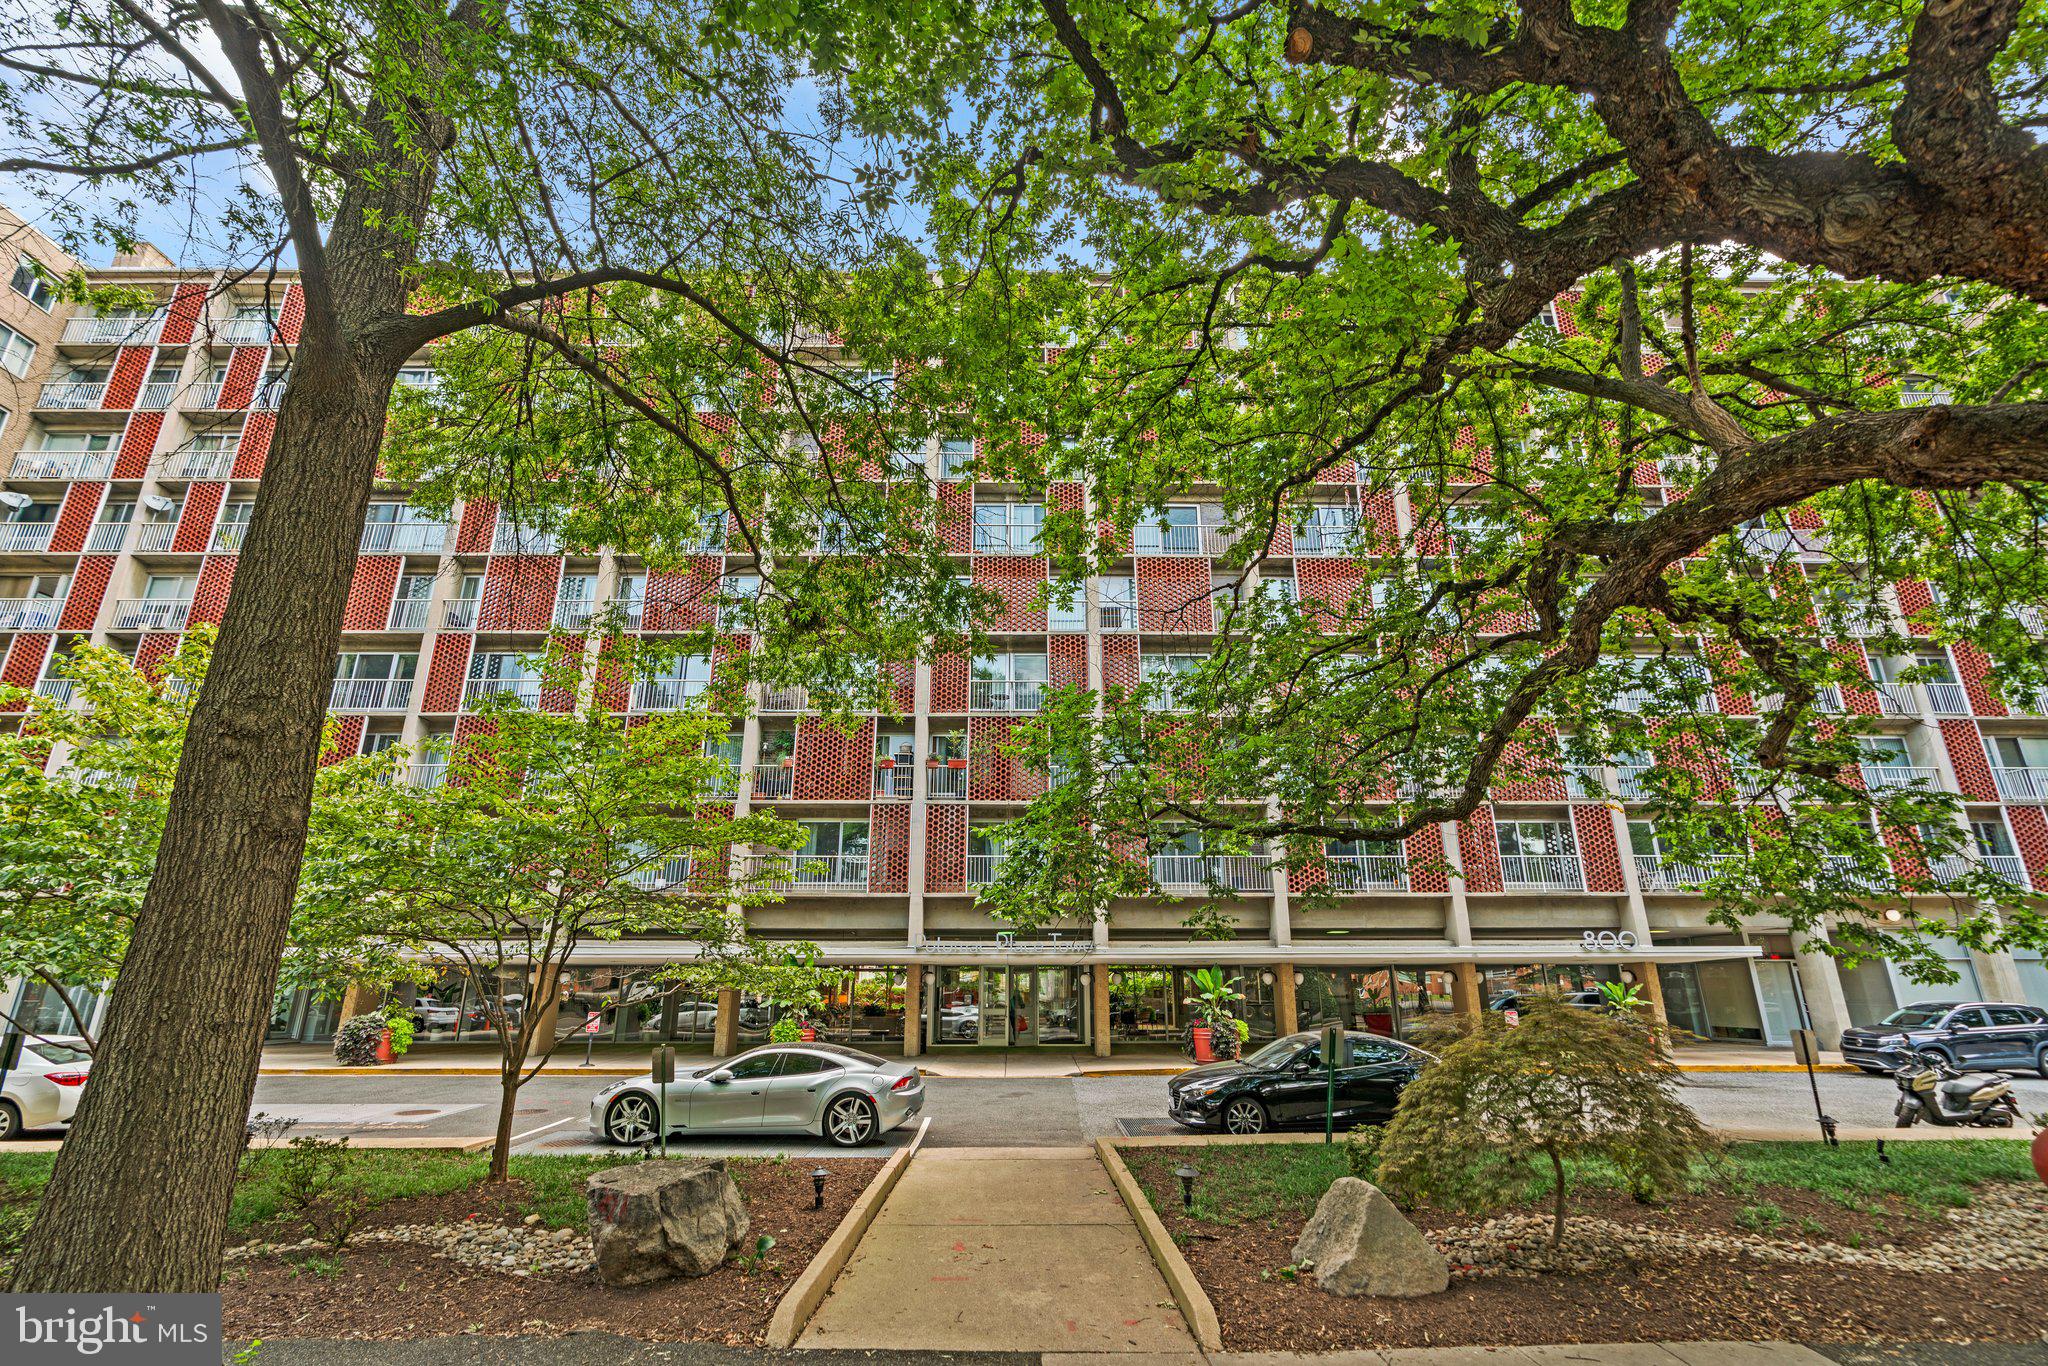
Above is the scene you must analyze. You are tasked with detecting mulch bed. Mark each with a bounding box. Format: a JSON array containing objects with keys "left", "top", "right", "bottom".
[
  {"left": 220, "top": 1157, "right": 880, "bottom": 1344},
  {"left": 1122, "top": 1149, "right": 2048, "bottom": 1352}
]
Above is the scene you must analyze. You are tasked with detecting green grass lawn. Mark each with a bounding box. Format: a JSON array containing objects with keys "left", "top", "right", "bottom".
[{"left": 1126, "top": 1138, "right": 2039, "bottom": 1227}]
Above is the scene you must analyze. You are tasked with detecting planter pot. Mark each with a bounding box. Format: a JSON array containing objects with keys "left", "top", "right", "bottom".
[
  {"left": 1191, "top": 1023, "right": 1213, "bottom": 1064},
  {"left": 947, "top": 758, "right": 967, "bottom": 770},
  {"left": 879, "top": 759, "right": 895, "bottom": 769},
  {"left": 374, "top": 1028, "right": 395, "bottom": 1065},
  {"left": 2033, "top": 1127, "right": 2048, "bottom": 1186},
  {"left": 800, "top": 1025, "right": 817, "bottom": 1042},
  {"left": 926, "top": 759, "right": 943, "bottom": 769}
]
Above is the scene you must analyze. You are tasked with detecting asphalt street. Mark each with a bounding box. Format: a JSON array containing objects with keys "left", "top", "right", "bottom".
[{"left": 201, "top": 1066, "right": 2048, "bottom": 1158}]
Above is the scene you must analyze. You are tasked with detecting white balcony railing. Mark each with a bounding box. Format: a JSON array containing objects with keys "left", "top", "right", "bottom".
[
  {"left": 971, "top": 678, "right": 1044, "bottom": 712},
  {"left": 0, "top": 597, "right": 64, "bottom": 630},
  {"left": 210, "top": 524, "right": 248, "bottom": 552},
  {"left": 554, "top": 598, "right": 599, "bottom": 630},
  {"left": 11, "top": 451, "right": 113, "bottom": 480},
  {"left": 1873, "top": 682, "right": 1917, "bottom": 716},
  {"left": 0, "top": 523, "right": 55, "bottom": 552},
  {"left": 359, "top": 522, "right": 449, "bottom": 554},
  {"left": 462, "top": 677, "right": 541, "bottom": 708},
  {"left": 134, "top": 522, "right": 178, "bottom": 552},
  {"left": 80, "top": 521, "right": 126, "bottom": 552},
  {"left": 750, "top": 766, "right": 793, "bottom": 799},
  {"left": 1992, "top": 767, "right": 2048, "bottom": 802},
  {"left": 135, "top": 381, "right": 179, "bottom": 410},
  {"left": 211, "top": 317, "right": 275, "bottom": 345},
  {"left": 971, "top": 526, "right": 1041, "bottom": 555},
  {"left": 329, "top": 677, "right": 414, "bottom": 711},
  {"left": 1611, "top": 764, "right": 1656, "bottom": 800},
  {"left": 631, "top": 679, "right": 706, "bottom": 712},
  {"left": 189, "top": 384, "right": 231, "bottom": 410},
  {"left": 1729, "top": 767, "right": 1778, "bottom": 800},
  {"left": 1498, "top": 853, "right": 1586, "bottom": 891},
  {"left": 253, "top": 382, "right": 286, "bottom": 410},
  {"left": 759, "top": 685, "right": 810, "bottom": 713},
  {"left": 874, "top": 764, "right": 915, "bottom": 799},
  {"left": 63, "top": 315, "right": 162, "bottom": 346},
  {"left": 162, "top": 447, "right": 237, "bottom": 479},
  {"left": 1632, "top": 854, "right": 1738, "bottom": 892},
  {"left": 386, "top": 598, "right": 431, "bottom": 631},
  {"left": 1292, "top": 518, "right": 1359, "bottom": 557},
  {"left": 491, "top": 524, "right": 561, "bottom": 555},
  {"left": 437, "top": 599, "right": 480, "bottom": 631},
  {"left": 1860, "top": 763, "right": 1937, "bottom": 790},
  {"left": 32, "top": 677, "right": 74, "bottom": 704},
  {"left": 393, "top": 762, "right": 448, "bottom": 790},
  {"left": 1097, "top": 603, "right": 1140, "bottom": 633},
  {"left": 1932, "top": 854, "right": 2031, "bottom": 889},
  {"left": 1323, "top": 854, "right": 1409, "bottom": 892},
  {"left": 111, "top": 598, "right": 191, "bottom": 630},
  {"left": 927, "top": 764, "right": 968, "bottom": 800},
  {"left": 1151, "top": 854, "right": 1272, "bottom": 892},
  {"left": 966, "top": 853, "right": 1002, "bottom": 885},
  {"left": 627, "top": 856, "right": 693, "bottom": 891},
  {"left": 37, "top": 382, "right": 106, "bottom": 409},
  {"left": 1923, "top": 681, "right": 1971, "bottom": 716},
  {"left": 743, "top": 852, "right": 869, "bottom": 890},
  {"left": 1819, "top": 854, "right": 1891, "bottom": 893}
]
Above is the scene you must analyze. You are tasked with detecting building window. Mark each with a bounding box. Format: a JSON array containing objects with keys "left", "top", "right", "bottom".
[
  {"left": 939, "top": 433, "right": 974, "bottom": 479},
  {"left": 0, "top": 322, "right": 37, "bottom": 377},
  {"left": 9, "top": 255, "right": 53, "bottom": 310},
  {"left": 972, "top": 501, "right": 1044, "bottom": 554}
]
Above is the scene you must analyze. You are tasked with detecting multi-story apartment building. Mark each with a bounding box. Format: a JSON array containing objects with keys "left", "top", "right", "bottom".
[{"left": 4, "top": 212, "right": 2045, "bottom": 1056}]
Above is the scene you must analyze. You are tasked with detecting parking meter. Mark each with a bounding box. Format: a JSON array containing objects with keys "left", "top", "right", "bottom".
[
  {"left": 651, "top": 1046, "right": 676, "bottom": 1158},
  {"left": 1321, "top": 1024, "right": 1342, "bottom": 1143}
]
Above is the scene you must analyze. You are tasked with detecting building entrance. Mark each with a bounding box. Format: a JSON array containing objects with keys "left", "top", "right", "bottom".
[{"left": 929, "top": 965, "right": 1090, "bottom": 1046}]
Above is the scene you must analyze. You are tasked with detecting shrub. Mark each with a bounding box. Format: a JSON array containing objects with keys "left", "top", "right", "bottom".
[
  {"left": 1343, "top": 1125, "right": 1385, "bottom": 1183},
  {"left": 332, "top": 1015, "right": 386, "bottom": 1066},
  {"left": 769, "top": 1016, "right": 804, "bottom": 1043},
  {"left": 1374, "top": 992, "right": 1716, "bottom": 1253},
  {"left": 381, "top": 1009, "right": 416, "bottom": 1056},
  {"left": 274, "top": 1135, "right": 373, "bottom": 1252}
]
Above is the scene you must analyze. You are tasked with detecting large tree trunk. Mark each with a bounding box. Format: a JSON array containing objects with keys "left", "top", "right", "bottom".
[
  {"left": 10, "top": 337, "right": 396, "bottom": 1291},
  {"left": 488, "top": 1064, "right": 523, "bottom": 1183}
]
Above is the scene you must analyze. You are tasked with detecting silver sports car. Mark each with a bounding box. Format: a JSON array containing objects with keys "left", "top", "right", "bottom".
[{"left": 589, "top": 1042, "right": 923, "bottom": 1147}]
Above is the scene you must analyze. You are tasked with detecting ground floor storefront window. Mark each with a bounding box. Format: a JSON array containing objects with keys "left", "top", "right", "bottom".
[
  {"left": 929, "top": 964, "right": 1089, "bottom": 1045},
  {"left": 1296, "top": 967, "right": 1457, "bottom": 1041}
]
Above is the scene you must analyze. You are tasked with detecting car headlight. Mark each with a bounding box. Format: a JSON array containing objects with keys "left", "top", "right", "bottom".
[{"left": 1179, "top": 1080, "right": 1233, "bottom": 1100}]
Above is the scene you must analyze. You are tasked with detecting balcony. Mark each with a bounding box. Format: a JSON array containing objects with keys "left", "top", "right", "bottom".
[
  {"left": 491, "top": 524, "right": 561, "bottom": 555},
  {"left": 1133, "top": 523, "right": 1236, "bottom": 556},
  {"left": 626, "top": 856, "right": 693, "bottom": 891},
  {"left": 386, "top": 598, "right": 431, "bottom": 631},
  {"left": 0, "top": 597, "right": 64, "bottom": 630},
  {"left": 1932, "top": 854, "right": 2030, "bottom": 890},
  {"left": 11, "top": 451, "right": 113, "bottom": 480},
  {"left": 874, "top": 763, "right": 914, "bottom": 800},
  {"left": 743, "top": 852, "right": 869, "bottom": 890},
  {"left": 759, "top": 685, "right": 810, "bottom": 713},
  {"left": 554, "top": 598, "right": 599, "bottom": 630},
  {"left": 391, "top": 761, "right": 447, "bottom": 790},
  {"left": 971, "top": 527, "right": 1041, "bottom": 555},
  {"left": 1611, "top": 764, "right": 1656, "bottom": 800},
  {"left": 631, "top": 679, "right": 706, "bottom": 712},
  {"left": 359, "top": 522, "right": 449, "bottom": 554},
  {"left": 63, "top": 315, "right": 161, "bottom": 346},
  {"left": 1292, "top": 519, "right": 1359, "bottom": 557},
  {"left": 1151, "top": 854, "right": 1272, "bottom": 892},
  {"left": 32, "top": 677, "right": 74, "bottom": 704},
  {"left": 1323, "top": 854, "right": 1409, "bottom": 892},
  {"left": 1992, "top": 767, "right": 2048, "bottom": 802},
  {"left": 84, "top": 522, "right": 128, "bottom": 552},
  {"left": 210, "top": 524, "right": 248, "bottom": 552},
  {"left": 927, "top": 763, "right": 968, "bottom": 800},
  {"left": 1097, "top": 603, "right": 1140, "bottom": 633},
  {"left": 1819, "top": 854, "right": 1890, "bottom": 893},
  {"left": 188, "top": 384, "right": 233, "bottom": 411},
  {"left": 1497, "top": 853, "right": 1586, "bottom": 892},
  {"left": 252, "top": 382, "right": 286, "bottom": 410},
  {"left": 1633, "top": 853, "right": 1737, "bottom": 892},
  {"left": 134, "top": 522, "right": 178, "bottom": 552},
  {"left": 211, "top": 317, "right": 275, "bottom": 345},
  {"left": 162, "top": 446, "right": 237, "bottom": 479},
  {"left": 462, "top": 677, "right": 540, "bottom": 708},
  {"left": 135, "top": 381, "right": 179, "bottom": 410},
  {"left": 966, "top": 852, "right": 1002, "bottom": 885},
  {"left": 0, "top": 523, "right": 55, "bottom": 552},
  {"left": 437, "top": 599, "right": 480, "bottom": 630},
  {"left": 970, "top": 679, "right": 1044, "bottom": 712},
  {"left": 1729, "top": 767, "right": 1779, "bottom": 800},
  {"left": 37, "top": 382, "right": 106, "bottom": 410},
  {"left": 111, "top": 598, "right": 191, "bottom": 630},
  {"left": 1873, "top": 682, "right": 1917, "bottom": 716},
  {"left": 750, "top": 766, "right": 793, "bottom": 799},
  {"left": 1860, "top": 762, "right": 1937, "bottom": 790},
  {"left": 1923, "top": 681, "right": 1971, "bottom": 716},
  {"left": 329, "top": 677, "right": 415, "bottom": 711}
]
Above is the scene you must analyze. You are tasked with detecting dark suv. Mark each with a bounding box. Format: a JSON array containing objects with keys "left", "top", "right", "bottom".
[{"left": 1839, "top": 1001, "right": 2048, "bottom": 1076}]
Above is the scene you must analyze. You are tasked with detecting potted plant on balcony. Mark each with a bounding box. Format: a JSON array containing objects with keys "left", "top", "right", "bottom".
[
  {"left": 1182, "top": 967, "right": 1248, "bottom": 1063},
  {"left": 947, "top": 756, "right": 967, "bottom": 769}
]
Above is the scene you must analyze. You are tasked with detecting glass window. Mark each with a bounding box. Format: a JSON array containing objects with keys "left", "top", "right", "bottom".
[
  {"left": 775, "top": 1052, "right": 840, "bottom": 1076},
  {"left": 0, "top": 322, "right": 36, "bottom": 376},
  {"left": 724, "top": 1051, "right": 781, "bottom": 1080},
  {"left": 9, "top": 255, "right": 53, "bottom": 310}
]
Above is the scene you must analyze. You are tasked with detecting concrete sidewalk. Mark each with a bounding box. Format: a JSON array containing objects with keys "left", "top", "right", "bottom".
[{"left": 797, "top": 1145, "right": 1196, "bottom": 1354}]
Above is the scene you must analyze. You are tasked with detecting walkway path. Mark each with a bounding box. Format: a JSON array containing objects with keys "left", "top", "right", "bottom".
[{"left": 798, "top": 1145, "right": 1197, "bottom": 1355}]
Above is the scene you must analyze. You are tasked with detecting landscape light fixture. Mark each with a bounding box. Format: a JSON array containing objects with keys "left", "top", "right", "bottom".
[
  {"left": 811, "top": 1167, "right": 829, "bottom": 1210},
  {"left": 1173, "top": 1164, "right": 1199, "bottom": 1212}
]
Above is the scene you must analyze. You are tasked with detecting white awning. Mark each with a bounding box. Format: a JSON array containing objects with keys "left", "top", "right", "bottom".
[{"left": 544, "top": 937, "right": 1763, "bottom": 968}]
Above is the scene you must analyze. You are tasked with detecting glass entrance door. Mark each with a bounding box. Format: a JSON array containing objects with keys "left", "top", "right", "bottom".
[{"left": 1033, "top": 968, "right": 1084, "bottom": 1044}]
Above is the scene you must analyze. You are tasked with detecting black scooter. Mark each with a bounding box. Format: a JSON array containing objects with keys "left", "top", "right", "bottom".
[{"left": 1887, "top": 1050, "right": 2022, "bottom": 1128}]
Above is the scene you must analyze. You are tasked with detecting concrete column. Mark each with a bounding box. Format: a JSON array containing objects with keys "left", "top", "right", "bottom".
[
  {"left": 713, "top": 987, "right": 742, "bottom": 1057},
  {"left": 1630, "top": 962, "right": 1669, "bottom": 1030},
  {"left": 1792, "top": 935, "right": 1853, "bottom": 1041},
  {"left": 1272, "top": 965, "right": 1299, "bottom": 1036},
  {"left": 338, "top": 983, "right": 385, "bottom": 1021},
  {"left": 1451, "top": 962, "right": 1481, "bottom": 1017},
  {"left": 1440, "top": 821, "right": 1473, "bottom": 947},
  {"left": 902, "top": 964, "right": 925, "bottom": 1058},
  {"left": 1266, "top": 795, "right": 1292, "bottom": 946},
  {"left": 1091, "top": 965, "right": 1112, "bottom": 1058},
  {"left": 1969, "top": 946, "right": 2027, "bottom": 1003},
  {"left": 526, "top": 964, "right": 561, "bottom": 1048},
  {"left": 1608, "top": 802, "right": 1653, "bottom": 939},
  {"left": 906, "top": 661, "right": 932, "bottom": 945}
]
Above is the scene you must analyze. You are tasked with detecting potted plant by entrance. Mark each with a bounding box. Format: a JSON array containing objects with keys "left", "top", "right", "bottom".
[{"left": 1183, "top": 968, "right": 1248, "bottom": 1063}]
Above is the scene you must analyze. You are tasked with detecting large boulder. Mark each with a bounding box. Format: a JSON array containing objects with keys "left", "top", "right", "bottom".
[
  {"left": 586, "top": 1158, "right": 749, "bottom": 1286},
  {"left": 1291, "top": 1176, "right": 1449, "bottom": 1298}
]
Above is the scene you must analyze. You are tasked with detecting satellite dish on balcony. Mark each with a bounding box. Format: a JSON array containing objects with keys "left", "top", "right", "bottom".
[
  {"left": 0, "top": 490, "right": 31, "bottom": 509},
  {"left": 142, "top": 494, "right": 175, "bottom": 514}
]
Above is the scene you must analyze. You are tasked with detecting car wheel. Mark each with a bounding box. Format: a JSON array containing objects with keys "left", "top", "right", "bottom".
[
  {"left": 824, "top": 1094, "right": 878, "bottom": 1147},
  {"left": 1914, "top": 1049, "right": 1950, "bottom": 1070},
  {"left": 2037, "top": 1046, "right": 2048, "bottom": 1081},
  {"left": 0, "top": 1100, "right": 20, "bottom": 1142},
  {"left": 603, "top": 1092, "right": 660, "bottom": 1146},
  {"left": 1221, "top": 1096, "right": 1267, "bottom": 1135}
]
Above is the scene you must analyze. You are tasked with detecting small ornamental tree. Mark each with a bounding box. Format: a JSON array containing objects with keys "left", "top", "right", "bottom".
[
  {"left": 1374, "top": 994, "right": 1715, "bottom": 1255},
  {"left": 303, "top": 657, "right": 807, "bottom": 1180}
]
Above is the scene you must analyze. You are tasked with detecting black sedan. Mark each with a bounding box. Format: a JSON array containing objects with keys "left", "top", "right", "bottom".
[
  {"left": 1839, "top": 1001, "right": 2048, "bottom": 1076},
  {"left": 1166, "top": 1030, "right": 1430, "bottom": 1135}
]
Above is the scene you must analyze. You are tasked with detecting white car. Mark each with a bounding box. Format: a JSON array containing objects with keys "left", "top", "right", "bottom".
[
  {"left": 412, "top": 998, "right": 462, "bottom": 1029},
  {"left": 1, "top": 1038, "right": 93, "bottom": 1139},
  {"left": 589, "top": 1043, "right": 923, "bottom": 1147}
]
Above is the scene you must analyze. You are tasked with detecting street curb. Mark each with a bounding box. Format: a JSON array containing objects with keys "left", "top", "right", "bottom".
[
  {"left": 763, "top": 1114, "right": 930, "bottom": 1349},
  {"left": 1094, "top": 1135, "right": 1224, "bottom": 1353},
  {"left": 258, "top": 1061, "right": 1858, "bottom": 1079},
  {"left": 1680, "top": 1062, "right": 1861, "bottom": 1074}
]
